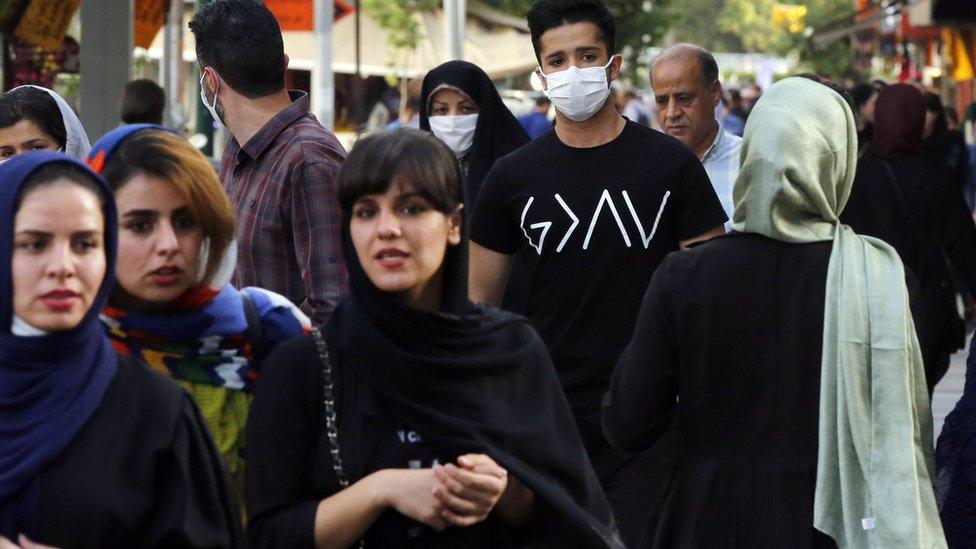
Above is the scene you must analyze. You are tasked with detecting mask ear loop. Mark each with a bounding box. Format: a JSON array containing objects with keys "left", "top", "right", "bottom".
[
  {"left": 201, "top": 69, "right": 220, "bottom": 109},
  {"left": 535, "top": 66, "right": 549, "bottom": 92}
]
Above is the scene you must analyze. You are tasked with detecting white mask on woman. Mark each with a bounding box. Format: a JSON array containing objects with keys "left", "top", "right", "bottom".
[
  {"left": 429, "top": 114, "right": 479, "bottom": 158},
  {"left": 540, "top": 55, "right": 619, "bottom": 122}
]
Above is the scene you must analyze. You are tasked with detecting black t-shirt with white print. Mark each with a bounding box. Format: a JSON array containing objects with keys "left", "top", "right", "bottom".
[{"left": 470, "top": 120, "right": 727, "bottom": 416}]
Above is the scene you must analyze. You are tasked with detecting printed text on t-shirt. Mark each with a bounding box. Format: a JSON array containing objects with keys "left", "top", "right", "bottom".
[{"left": 519, "top": 190, "right": 671, "bottom": 254}]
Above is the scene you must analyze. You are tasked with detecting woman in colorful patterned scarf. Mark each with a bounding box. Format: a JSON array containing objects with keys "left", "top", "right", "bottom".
[{"left": 88, "top": 124, "right": 310, "bottom": 480}]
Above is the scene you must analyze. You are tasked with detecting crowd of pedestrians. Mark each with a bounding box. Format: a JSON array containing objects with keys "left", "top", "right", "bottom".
[{"left": 1, "top": 0, "right": 976, "bottom": 547}]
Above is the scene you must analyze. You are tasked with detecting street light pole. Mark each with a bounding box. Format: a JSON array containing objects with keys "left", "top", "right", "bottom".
[
  {"left": 443, "top": 0, "right": 465, "bottom": 61},
  {"left": 313, "top": 0, "right": 335, "bottom": 130},
  {"left": 162, "top": 0, "right": 185, "bottom": 129}
]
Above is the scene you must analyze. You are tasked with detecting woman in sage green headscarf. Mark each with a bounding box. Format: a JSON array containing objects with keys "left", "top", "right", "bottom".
[{"left": 602, "top": 76, "right": 944, "bottom": 548}]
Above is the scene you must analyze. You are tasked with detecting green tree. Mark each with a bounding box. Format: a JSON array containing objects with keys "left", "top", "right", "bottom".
[
  {"left": 661, "top": 0, "right": 745, "bottom": 52},
  {"left": 362, "top": 0, "right": 441, "bottom": 51},
  {"left": 716, "top": 0, "right": 786, "bottom": 53},
  {"left": 788, "top": 0, "right": 858, "bottom": 78},
  {"left": 665, "top": 0, "right": 857, "bottom": 79}
]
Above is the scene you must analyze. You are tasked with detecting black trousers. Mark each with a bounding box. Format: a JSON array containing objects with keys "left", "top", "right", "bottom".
[{"left": 577, "top": 412, "right": 681, "bottom": 548}]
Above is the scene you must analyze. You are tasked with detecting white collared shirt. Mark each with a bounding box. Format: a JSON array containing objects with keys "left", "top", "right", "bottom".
[{"left": 700, "top": 121, "right": 742, "bottom": 229}]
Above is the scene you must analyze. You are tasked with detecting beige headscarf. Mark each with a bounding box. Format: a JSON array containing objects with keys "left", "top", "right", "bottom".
[{"left": 732, "top": 77, "right": 945, "bottom": 548}]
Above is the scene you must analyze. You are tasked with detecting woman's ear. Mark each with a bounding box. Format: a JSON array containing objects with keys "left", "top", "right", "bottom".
[{"left": 447, "top": 205, "right": 463, "bottom": 245}]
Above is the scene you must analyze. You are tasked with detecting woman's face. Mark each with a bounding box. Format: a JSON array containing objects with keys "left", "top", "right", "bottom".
[
  {"left": 114, "top": 173, "right": 204, "bottom": 307},
  {"left": 0, "top": 119, "right": 60, "bottom": 160},
  {"left": 350, "top": 180, "right": 461, "bottom": 312},
  {"left": 12, "top": 180, "right": 106, "bottom": 331},
  {"left": 429, "top": 88, "right": 479, "bottom": 117}
]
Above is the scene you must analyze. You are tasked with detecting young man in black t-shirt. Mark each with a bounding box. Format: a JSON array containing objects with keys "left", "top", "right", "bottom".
[{"left": 468, "top": 0, "right": 727, "bottom": 544}]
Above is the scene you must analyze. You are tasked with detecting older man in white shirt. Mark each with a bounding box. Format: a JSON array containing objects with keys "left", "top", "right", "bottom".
[{"left": 652, "top": 44, "right": 742, "bottom": 228}]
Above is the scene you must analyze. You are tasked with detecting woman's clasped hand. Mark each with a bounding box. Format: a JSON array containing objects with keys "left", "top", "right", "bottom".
[{"left": 372, "top": 454, "right": 510, "bottom": 531}]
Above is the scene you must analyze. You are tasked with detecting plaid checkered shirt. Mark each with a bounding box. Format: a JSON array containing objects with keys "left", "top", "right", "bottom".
[{"left": 219, "top": 91, "right": 348, "bottom": 325}]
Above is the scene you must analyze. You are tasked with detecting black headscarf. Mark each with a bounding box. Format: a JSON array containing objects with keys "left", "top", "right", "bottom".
[
  {"left": 922, "top": 92, "right": 972, "bottom": 195},
  {"left": 324, "top": 190, "right": 620, "bottom": 548},
  {"left": 419, "top": 61, "right": 529, "bottom": 205}
]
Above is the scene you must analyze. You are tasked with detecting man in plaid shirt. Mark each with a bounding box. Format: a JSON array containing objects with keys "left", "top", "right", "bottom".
[{"left": 190, "top": 0, "right": 347, "bottom": 324}]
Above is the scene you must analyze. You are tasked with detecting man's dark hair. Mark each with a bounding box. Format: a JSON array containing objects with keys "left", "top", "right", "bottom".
[
  {"left": 338, "top": 129, "right": 462, "bottom": 217},
  {"left": 946, "top": 106, "right": 960, "bottom": 126},
  {"left": 924, "top": 91, "right": 948, "bottom": 136},
  {"left": 189, "top": 0, "right": 286, "bottom": 99},
  {"left": 923, "top": 91, "right": 945, "bottom": 115},
  {"left": 119, "top": 79, "right": 166, "bottom": 124},
  {"left": 0, "top": 87, "right": 67, "bottom": 149},
  {"left": 527, "top": 0, "right": 616, "bottom": 63},
  {"left": 849, "top": 83, "right": 875, "bottom": 109}
]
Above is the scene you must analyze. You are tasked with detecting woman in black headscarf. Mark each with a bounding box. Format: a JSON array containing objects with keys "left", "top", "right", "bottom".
[
  {"left": 923, "top": 92, "right": 973, "bottom": 203},
  {"left": 841, "top": 84, "right": 976, "bottom": 392},
  {"left": 849, "top": 82, "right": 878, "bottom": 156},
  {"left": 245, "top": 129, "right": 620, "bottom": 549},
  {"left": 419, "top": 60, "right": 529, "bottom": 206},
  {"left": 420, "top": 61, "right": 532, "bottom": 313}
]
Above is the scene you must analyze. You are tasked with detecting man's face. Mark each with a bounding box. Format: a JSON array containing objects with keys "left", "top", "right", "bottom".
[
  {"left": 537, "top": 22, "right": 618, "bottom": 83},
  {"left": 652, "top": 57, "right": 720, "bottom": 153}
]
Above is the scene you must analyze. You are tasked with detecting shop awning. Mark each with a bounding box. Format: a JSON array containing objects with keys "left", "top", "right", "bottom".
[{"left": 146, "top": 1, "right": 537, "bottom": 79}]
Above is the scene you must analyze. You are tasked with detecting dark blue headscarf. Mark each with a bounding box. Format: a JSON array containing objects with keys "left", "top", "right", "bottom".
[{"left": 0, "top": 151, "right": 119, "bottom": 538}]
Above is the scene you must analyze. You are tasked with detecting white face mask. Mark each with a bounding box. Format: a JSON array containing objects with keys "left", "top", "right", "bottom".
[
  {"left": 199, "top": 71, "right": 224, "bottom": 127},
  {"left": 428, "top": 114, "right": 479, "bottom": 158},
  {"left": 539, "top": 55, "right": 618, "bottom": 122}
]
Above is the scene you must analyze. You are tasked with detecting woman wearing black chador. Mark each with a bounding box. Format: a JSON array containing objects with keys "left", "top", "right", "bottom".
[
  {"left": 841, "top": 83, "right": 976, "bottom": 392},
  {"left": 245, "top": 129, "right": 621, "bottom": 549}
]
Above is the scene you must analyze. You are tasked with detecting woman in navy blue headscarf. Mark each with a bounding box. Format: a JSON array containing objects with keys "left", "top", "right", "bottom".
[{"left": 0, "top": 152, "right": 242, "bottom": 547}]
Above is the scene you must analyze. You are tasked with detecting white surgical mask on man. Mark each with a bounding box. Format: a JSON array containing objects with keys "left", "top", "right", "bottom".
[
  {"left": 199, "top": 71, "right": 224, "bottom": 127},
  {"left": 429, "top": 114, "right": 479, "bottom": 158},
  {"left": 539, "top": 55, "right": 619, "bottom": 122}
]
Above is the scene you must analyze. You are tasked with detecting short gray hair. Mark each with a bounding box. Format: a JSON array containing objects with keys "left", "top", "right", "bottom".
[{"left": 651, "top": 43, "right": 719, "bottom": 87}]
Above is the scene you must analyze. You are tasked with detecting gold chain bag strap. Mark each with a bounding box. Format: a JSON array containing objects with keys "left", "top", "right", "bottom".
[{"left": 311, "top": 327, "right": 365, "bottom": 548}]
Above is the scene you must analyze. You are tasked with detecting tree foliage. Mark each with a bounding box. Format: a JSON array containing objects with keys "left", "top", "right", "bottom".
[
  {"left": 665, "top": 0, "right": 857, "bottom": 77},
  {"left": 362, "top": 0, "right": 441, "bottom": 50}
]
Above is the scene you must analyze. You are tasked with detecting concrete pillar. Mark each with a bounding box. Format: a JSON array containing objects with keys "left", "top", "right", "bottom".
[{"left": 80, "top": 0, "right": 133, "bottom": 141}]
